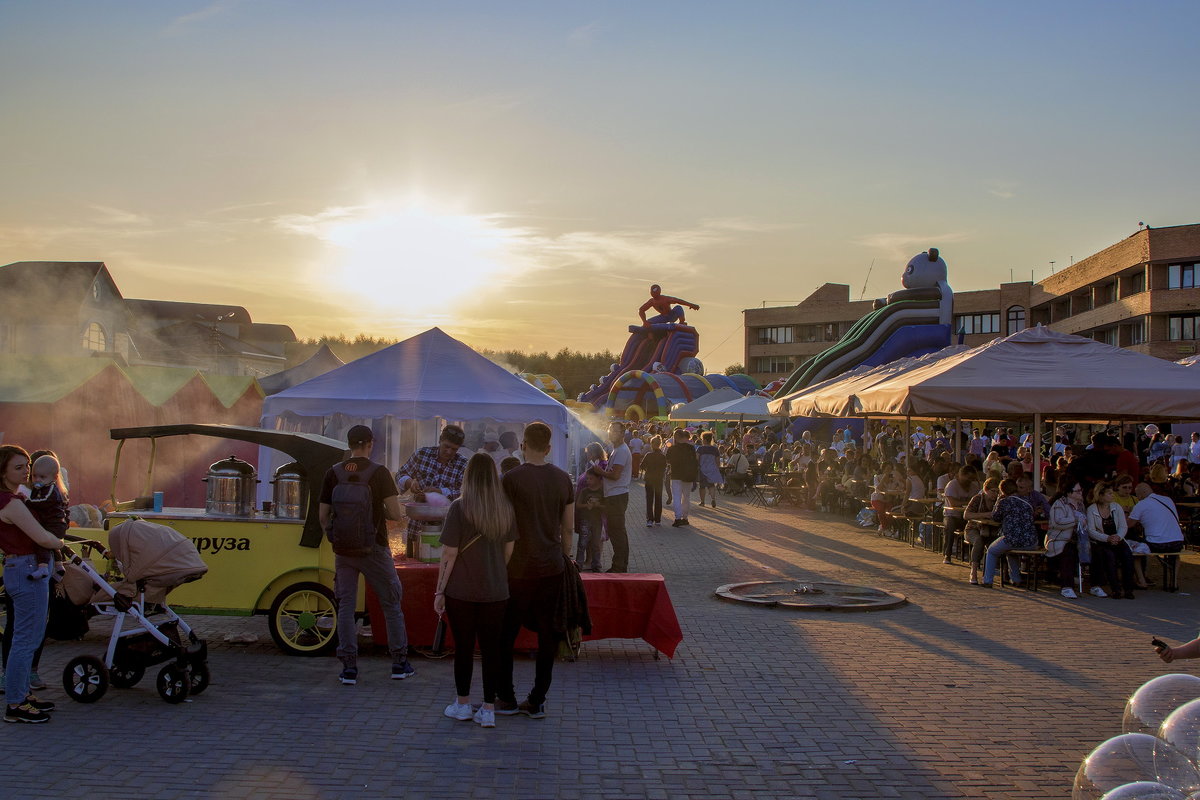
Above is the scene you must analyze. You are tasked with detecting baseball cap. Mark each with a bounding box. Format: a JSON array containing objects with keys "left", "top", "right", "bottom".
[
  {"left": 483, "top": 431, "right": 500, "bottom": 444},
  {"left": 347, "top": 425, "right": 373, "bottom": 447}
]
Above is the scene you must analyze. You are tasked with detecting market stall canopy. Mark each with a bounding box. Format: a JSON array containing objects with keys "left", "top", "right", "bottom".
[
  {"left": 849, "top": 326, "right": 1200, "bottom": 421},
  {"left": 666, "top": 387, "right": 745, "bottom": 421},
  {"left": 769, "top": 345, "right": 968, "bottom": 418},
  {"left": 259, "top": 344, "right": 345, "bottom": 396},
  {"left": 260, "top": 327, "right": 581, "bottom": 470},
  {"left": 696, "top": 393, "right": 774, "bottom": 421}
]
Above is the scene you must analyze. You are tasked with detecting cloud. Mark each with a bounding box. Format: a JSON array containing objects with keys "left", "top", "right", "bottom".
[
  {"left": 987, "top": 181, "right": 1017, "bottom": 200},
  {"left": 853, "top": 231, "right": 971, "bottom": 264},
  {"left": 165, "top": 0, "right": 242, "bottom": 34},
  {"left": 89, "top": 205, "right": 152, "bottom": 227},
  {"left": 568, "top": 21, "right": 610, "bottom": 44}
]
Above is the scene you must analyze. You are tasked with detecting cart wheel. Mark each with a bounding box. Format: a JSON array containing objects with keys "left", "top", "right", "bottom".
[
  {"left": 268, "top": 582, "right": 337, "bottom": 657},
  {"left": 156, "top": 664, "right": 191, "bottom": 704},
  {"left": 63, "top": 655, "right": 109, "bottom": 703},
  {"left": 110, "top": 664, "right": 145, "bottom": 689},
  {"left": 189, "top": 661, "right": 211, "bottom": 695}
]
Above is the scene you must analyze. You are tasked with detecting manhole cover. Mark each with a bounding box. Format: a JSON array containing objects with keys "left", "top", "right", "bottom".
[{"left": 715, "top": 580, "right": 907, "bottom": 611}]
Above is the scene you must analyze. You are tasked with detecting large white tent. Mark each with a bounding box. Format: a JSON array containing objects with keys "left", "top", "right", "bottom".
[
  {"left": 259, "top": 328, "right": 588, "bottom": 477},
  {"left": 849, "top": 327, "right": 1200, "bottom": 422},
  {"left": 667, "top": 387, "right": 745, "bottom": 421},
  {"left": 696, "top": 393, "right": 774, "bottom": 421}
]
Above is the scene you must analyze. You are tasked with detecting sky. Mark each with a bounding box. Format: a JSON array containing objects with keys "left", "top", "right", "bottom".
[{"left": 2, "top": 1, "right": 1199, "bottom": 374}]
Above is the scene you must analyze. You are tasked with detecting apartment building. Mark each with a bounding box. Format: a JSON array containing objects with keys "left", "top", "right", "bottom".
[{"left": 743, "top": 224, "right": 1200, "bottom": 386}]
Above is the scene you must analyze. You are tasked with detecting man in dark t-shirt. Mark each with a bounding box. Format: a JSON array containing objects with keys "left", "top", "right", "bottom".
[
  {"left": 318, "top": 425, "right": 413, "bottom": 685},
  {"left": 666, "top": 428, "right": 698, "bottom": 527},
  {"left": 495, "top": 421, "right": 574, "bottom": 720}
]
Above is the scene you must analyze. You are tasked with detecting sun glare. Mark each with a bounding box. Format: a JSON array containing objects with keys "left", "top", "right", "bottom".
[{"left": 302, "top": 201, "right": 529, "bottom": 315}]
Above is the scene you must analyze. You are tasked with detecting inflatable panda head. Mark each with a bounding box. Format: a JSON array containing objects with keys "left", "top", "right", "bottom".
[{"left": 901, "top": 248, "right": 948, "bottom": 290}]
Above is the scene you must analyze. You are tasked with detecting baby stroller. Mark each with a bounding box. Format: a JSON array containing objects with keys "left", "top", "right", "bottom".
[{"left": 58, "top": 519, "right": 210, "bottom": 705}]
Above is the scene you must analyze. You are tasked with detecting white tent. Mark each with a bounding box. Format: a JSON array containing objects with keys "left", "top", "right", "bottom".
[
  {"left": 259, "top": 328, "right": 586, "bottom": 477},
  {"left": 850, "top": 327, "right": 1200, "bottom": 422},
  {"left": 667, "top": 387, "right": 745, "bottom": 421},
  {"left": 769, "top": 345, "right": 968, "bottom": 418},
  {"left": 696, "top": 393, "right": 773, "bottom": 421}
]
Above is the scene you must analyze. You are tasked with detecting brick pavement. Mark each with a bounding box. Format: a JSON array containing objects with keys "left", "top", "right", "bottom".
[{"left": 1, "top": 485, "right": 1196, "bottom": 799}]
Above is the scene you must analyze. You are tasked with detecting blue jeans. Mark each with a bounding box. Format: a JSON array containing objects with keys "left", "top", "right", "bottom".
[
  {"left": 983, "top": 538, "right": 1021, "bottom": 585},
  {"left": 334, "top": 545, "right": 408, "bottom": 664},
  {"left": 4, "top": 555, "right": 50, "bottom": 701}
]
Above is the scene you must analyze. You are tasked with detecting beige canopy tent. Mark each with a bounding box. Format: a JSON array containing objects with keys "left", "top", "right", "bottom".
[
  {"left": 849, "top": 327, "right": 1200, "bottom": 422},
  {"left": 769, "top": 345, "right": 968, "bottom": 419}
]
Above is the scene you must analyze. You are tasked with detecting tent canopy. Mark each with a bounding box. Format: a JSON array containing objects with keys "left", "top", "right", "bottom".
[
  {"left": 696, "top": 394, "right": 773, "bottom": 420},
  {"left": 259, "top": 344, "right": 345, "bottom": 396},
  {"left": 667, "top": 387, "right": 744, "bottom": 421},
  {"left": 770, "top": 345, "right": 968, "bottom": 418},
  {"left": 848, "top": 326, "right": 1200, "bottom": 422},
  {"left": 260, "top": 328, "right": 580, "bottom": 471}
]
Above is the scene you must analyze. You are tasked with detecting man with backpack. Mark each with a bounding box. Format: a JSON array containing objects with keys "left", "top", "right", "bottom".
[{"left": 319, "top": 425, "right": 415, "bottom": 685}]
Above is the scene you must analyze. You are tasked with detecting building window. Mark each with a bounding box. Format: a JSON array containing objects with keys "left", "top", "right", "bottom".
[
  {"left": 82, "top": 322, "right": 106, "bottom": 351},
  {"left": 1095, "top": 281, "right": 1117, "bottom": 305},
  {"left": 756, "top": 326, "right": 795, "bottom": 345},
  {"left": 798, "top": 324, "right": 818, "bottom": 342},
  {"left": 754, "top": 356, "right": 793, "bottom": 374},
  {"left": 1096, "top": 328, "right": 1118, "bottom": 346},
  {"left": 1168, "top": 263, "right": 1199, "bottom": 290},
  {"left": 1127, "top": 319, "right": 1145, "bottom": 345},
  {"left": 954, "top": 313, "right": 1001, "bottom": 335},
  {"left": 1006, "top": 306, "right": 1026, "bottom": 335},
  {"left": 1127, "top": 270, "right": 1146, "bottom": 294},
  {"left": 1169, "top": 315, "right": 1200, "bottom": 341}
]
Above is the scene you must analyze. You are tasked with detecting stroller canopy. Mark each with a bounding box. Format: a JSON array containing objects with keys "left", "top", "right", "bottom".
[{"left": 109, "top": 519, "right": 208, "bottom": 593}]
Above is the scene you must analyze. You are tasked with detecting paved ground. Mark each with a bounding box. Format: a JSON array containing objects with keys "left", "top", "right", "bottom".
[{"left": 1, "top": 485, "right": 1196, "bottom": 799}]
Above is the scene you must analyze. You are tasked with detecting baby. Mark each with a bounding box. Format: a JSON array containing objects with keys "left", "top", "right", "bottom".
[{"left": 26, "top": 454, "right": 69, "bottom": 580}]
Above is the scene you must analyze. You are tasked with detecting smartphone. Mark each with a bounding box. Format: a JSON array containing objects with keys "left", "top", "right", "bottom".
[{"left": 1152, "top": 637, "right": 1168, "bottom": 651}]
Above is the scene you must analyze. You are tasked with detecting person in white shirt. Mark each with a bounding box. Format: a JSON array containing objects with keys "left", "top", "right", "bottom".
[
  {"left": 1190, "top": 432, "right": 1200, "bottom": 465},
  {"left": 591, "top": 422, "right": 632, "bottom": 573},
  {"left": 628, "top": 431, "right": 644, "bottom": 479},
  {"left": 1128, "top": 482, "right": 1185, "bottom": 591}
]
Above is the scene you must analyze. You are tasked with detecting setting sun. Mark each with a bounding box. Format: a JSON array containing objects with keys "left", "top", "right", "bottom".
[{"left": 284, "top": 200, "right": 531, "bottom": 315}]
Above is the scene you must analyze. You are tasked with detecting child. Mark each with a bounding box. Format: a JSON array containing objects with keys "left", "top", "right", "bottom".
[
  {"left": 574, "top": 444, "right": 606, "bottom": 572},
  {"left": 26, "top": 454, "right": 69, "bottom": 580}
]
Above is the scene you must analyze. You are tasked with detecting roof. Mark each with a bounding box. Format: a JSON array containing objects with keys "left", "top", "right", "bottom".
[
  {"left": 125, "top": 299, "right": 251, "bottom": 324},
  {"left": 259, "top": 344, "right": 344, "bottom": 395},
  {"left": 0, "top": 356, "right": 113, "bottom": 402},
  {"left": 0, "top": 262, "right": 113, "bottom": 316}
]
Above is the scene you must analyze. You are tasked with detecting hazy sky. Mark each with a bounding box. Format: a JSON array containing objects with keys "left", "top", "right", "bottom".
[{"left": 3, "top": 1, "right": 1198, "bottom": 372}]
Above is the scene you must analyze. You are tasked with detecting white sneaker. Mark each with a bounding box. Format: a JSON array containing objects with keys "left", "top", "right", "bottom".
[
  {"left": 474, "top": 706, "right": 496, "bottom": 728},
  {"left": 1089, "top": 586, "right": 1108, "bottom": 598},
  {"left": 1061, "top": 587, "right": 1078, "bottom": 599},
  {"left": 444, "top": 701, "right": 474, "bottom": 721}
]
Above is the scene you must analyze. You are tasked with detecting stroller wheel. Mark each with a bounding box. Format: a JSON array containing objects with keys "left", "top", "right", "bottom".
[
  {"left": 63, "top": 655, "right": 109, "bottom": 704},
  {"left": 156, "top": 664, "right": 191, "bottom": 704},
  {"left": 110, "top": 665, "right": 145, "bottom": 689},
  {"left": 189, "top": 662, "right": 211, "bottom": 695}
]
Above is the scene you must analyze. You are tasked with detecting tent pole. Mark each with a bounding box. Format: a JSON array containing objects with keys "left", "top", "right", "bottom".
[
  {"left": 905, "top": 415, "right": 911, "bottom": 466},
  {"left": 1032, "top": 413, "right": 1042, "bottom": 492}
]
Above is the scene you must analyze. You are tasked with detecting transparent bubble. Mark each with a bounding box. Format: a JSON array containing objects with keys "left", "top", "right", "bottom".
[
  {"left": 1160, "top": 699, "right": 1200, "bottom": 766},
  {"left": 1125, "top": 675, "right": 1200, "bottom": 735},
  {"left": 1073, "top": 733, "right": 1200, "bottom": 800},
  {"left": 1100, "top": 782, "right": 1187, "bottom": 800}
]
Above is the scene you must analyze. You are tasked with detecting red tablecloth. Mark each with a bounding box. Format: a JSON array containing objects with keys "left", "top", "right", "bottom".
[{"left": 366, "top": 560, "right": 683, "bottom": 659}]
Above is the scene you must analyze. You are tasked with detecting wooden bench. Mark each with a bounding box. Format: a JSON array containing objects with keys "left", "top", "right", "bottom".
[{"left": 999, "top": 548, "right": 1047, "bottom": 591}]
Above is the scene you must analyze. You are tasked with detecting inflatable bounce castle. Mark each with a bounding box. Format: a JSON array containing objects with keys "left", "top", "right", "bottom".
[
  {"left": 774, "top": 248, "right": 955, "bottom": 399},
  {"left": 576, "top": 285, "right": 759, "bottom": 419}
]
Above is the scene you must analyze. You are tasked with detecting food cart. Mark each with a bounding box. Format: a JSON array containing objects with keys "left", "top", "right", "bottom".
[{"left": 104, "top": 424, "right": 351, "bottom": 657}]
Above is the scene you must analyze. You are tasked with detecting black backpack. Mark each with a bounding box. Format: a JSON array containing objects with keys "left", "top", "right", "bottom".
[{"left": 327, "top": 462, "right": 381, "bottom": 556}]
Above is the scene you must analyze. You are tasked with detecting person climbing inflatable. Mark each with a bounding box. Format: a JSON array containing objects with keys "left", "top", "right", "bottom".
[{"left": 639, "top": 284, "right": 700, "bottom": 326}]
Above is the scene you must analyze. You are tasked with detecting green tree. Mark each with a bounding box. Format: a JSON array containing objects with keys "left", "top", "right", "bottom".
[{"left": 724, "top": 363, "right": 746, "bottom": 376}]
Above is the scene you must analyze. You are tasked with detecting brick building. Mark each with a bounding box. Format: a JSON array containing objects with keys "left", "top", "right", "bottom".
[{"left": 743, "top": 224, "right": 1200, "bottom": 385}]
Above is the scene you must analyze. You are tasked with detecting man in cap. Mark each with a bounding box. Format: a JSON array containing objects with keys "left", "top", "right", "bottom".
[
  {"left": 319, "top": 425, "right": 414, "bottom": 684},
  {"left": 396, "top": 424, "right": 469, "bottom": 542}
]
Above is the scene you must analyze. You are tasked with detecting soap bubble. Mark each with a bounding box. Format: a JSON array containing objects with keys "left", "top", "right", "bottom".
[
  {"left": 1160, "top": 699, "right": 1200, "bottom": 766},
  {"left": 1125, "top": 675, "right": 1200, "bottom": 735},
  {"left": 1099, "top": 782, "right": 1187, "bottom": 800},
  {"left": 1073, "top": 733, "right": 1200, "bottom": 800}
]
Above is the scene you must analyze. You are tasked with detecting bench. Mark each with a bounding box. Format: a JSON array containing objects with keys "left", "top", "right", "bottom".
[{"left": 999, "top": 548, "right": 1047, "bottom": 591}]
